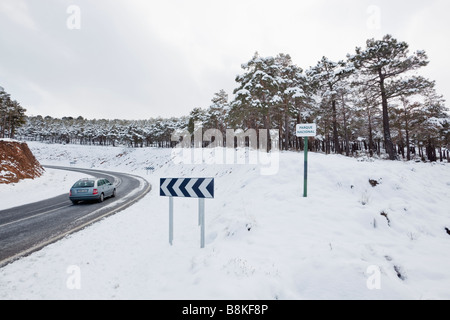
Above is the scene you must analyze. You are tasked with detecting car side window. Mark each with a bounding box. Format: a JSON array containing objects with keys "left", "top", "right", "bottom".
[{"left": 98, "top": 180, "right": 104, "bottom": 187}]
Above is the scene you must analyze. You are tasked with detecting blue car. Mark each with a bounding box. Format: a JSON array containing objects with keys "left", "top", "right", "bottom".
[{"left": 69, "top": 178, "right": 116, "bottom": 205}]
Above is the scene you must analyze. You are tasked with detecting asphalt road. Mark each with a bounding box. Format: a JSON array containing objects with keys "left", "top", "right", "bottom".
[{"left": 0, "top": 166, "right": 151, "bottom": 267}]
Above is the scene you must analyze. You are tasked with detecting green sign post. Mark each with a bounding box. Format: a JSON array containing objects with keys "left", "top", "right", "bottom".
[
  {"left": 303, "top": 137, "right": 308, "bottom": 197},
  {"left": 296, "top": 124, "right": 317, "bottom": 198}
]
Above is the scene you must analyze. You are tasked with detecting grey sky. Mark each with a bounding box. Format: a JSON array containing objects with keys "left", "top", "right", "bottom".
[{"left": 1, "top": 0, "right": 449, "bottom": 120}]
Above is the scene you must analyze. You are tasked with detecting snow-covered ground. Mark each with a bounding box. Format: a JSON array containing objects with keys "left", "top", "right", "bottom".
[{"left": 1, "top": 141, "right": 450, "bottom": 300}]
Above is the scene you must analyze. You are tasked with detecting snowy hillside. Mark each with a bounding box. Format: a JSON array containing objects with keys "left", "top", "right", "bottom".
[{"left": 1, "top": 141, "right": 450, "bottom": 299}]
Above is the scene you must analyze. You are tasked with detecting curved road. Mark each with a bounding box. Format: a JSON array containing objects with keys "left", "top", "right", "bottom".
[{"left": 0, "top": 166, "right": 151, "bottom": 267}]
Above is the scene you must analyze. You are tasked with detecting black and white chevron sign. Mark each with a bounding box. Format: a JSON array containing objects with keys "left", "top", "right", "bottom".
[{"left": 160, "top": 178, "right": 214, "bottom": 199}]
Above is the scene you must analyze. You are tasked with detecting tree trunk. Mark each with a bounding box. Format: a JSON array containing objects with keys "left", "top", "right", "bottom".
[
  {"left": 284, "top": 107, "right": 289, "bottom": 151},
  {"left": 397, "top": 129, "right": 404, "bottom": 159},
  {"left": 405, "top": 127, "right": 411, "bottom": 161},
  {"left": 342, "top": 104, "right": 350, "bottom": 157},
  {"left": 378, "top": 70, "right": 396, "bottom": 160},
  {"left": 326, "top": 134, "right": 331, "bottom": 155},
  {"left": 368, "top": 111, "right": 374, "bottom": 157},
  {"left": 427, "top": 139, "right": 437, "bottom": 162},
  {"left": 404, "top": 107, "right": 411, "bottom": 161},
  {"left": 332, "top": 100, "right": 341, "bottom": 154}
]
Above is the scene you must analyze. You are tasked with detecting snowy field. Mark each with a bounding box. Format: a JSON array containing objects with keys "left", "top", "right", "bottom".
[{"left": 1, "top": 141, "right": 450, "bottom": 300}]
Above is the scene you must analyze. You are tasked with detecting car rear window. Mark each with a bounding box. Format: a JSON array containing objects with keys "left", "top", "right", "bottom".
[{"left": 72, "top": 180, "right": 95, "bottom": 188}]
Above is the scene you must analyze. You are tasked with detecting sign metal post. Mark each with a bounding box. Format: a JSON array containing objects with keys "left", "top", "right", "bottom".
[
  {"left": 303, "top": 137, "right": 308, "bottom": 198},
  {"left": 296, "top": 124, "right": 316, "bottom": 198},
  {"left": 169, "top": 196, "right": 173, "bottom": 245},
  {"left": 160, "top": 178, "right": 214, "bottom": 248},
  {"left": 199, "top": 198, "right": 205, "bottom": 248}
]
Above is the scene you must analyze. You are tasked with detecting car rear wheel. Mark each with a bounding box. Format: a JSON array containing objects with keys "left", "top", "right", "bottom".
[{"left": 98, "top": 193, "right": 104, "bottom": 203}]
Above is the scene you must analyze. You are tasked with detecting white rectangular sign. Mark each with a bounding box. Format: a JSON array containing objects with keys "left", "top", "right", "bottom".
[{"left": 296, "top": 124, "right": 317, "bottom": 137}]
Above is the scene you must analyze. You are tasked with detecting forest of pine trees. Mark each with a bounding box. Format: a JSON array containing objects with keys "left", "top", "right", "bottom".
[{"left": 8, "top": 35, "right": 450, "bottom": 161}]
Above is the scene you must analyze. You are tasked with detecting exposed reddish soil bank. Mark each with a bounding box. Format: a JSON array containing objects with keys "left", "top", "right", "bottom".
[{"left": 0, "top": 140, "right": 44, "bottom": 184}]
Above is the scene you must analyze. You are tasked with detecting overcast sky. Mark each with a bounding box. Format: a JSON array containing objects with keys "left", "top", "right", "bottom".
[{"left": 1, "top": 0, "right": 449, "bottom": 120}]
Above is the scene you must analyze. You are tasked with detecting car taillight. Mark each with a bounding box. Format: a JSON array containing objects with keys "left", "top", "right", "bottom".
[
  {"left": 93, "top": 189, "right": 98, "bottom": 195},
  {"left": 70, "top": 190, "right": 72, "bottom": 196}
]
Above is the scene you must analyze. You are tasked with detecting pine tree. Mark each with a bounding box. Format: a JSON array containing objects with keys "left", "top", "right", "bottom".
[
  {"left": 307, "top": 57, "right": 354, "bottom": 154},
  {"left": 274, "top": 53, "right": 306, "bottom": 150},
  {"left": 0, "top": 89, "right": 11, "bottom": 138},
  {"left": 232, "top": 52, "right": 279, "bottom": 130},
  {"left": 419, "top": 89, "right": 448, "bottom": 161},
  {"left": 350, "top": 34, "right": 430, "bottom": 160},
  {"left": 205, "top": 90, "right": 229, "bottom": 134},
  {"left": 0, "top": 88, "right": 27, "bottom": 139}
]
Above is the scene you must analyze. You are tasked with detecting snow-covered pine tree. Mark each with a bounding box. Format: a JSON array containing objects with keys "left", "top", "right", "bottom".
[
  {"left": 395, "top": 96, "right": 427, "bottom": 160},
  {"left": 231, "top": 52, "right": 279, "bottom": 131},
  {"left": 0, "top": 88, "right": 27, "bottom": 140},
  {"left": 205, "top": 90, "right": 230, "bottom": 143},
  {"left": 0, "top": 89, "right": 10, "bottom": 138},
  {"left": 274, "top": 53, "right": 306, "bottom": 151},
  {"left": 417, "top": 88, "right": 448, "bottom": 161},
  {"left": 350, "top": 34, "right": 431, "bottom": 160},
  {"left": 336, "top": 85, "right": 354, "bottom": 156},
  {"left": 188, "top": 108, "right": 208, "bottom": 147},
  {"left": 306, "top": 56, "right": 354, "bottom": 154}
]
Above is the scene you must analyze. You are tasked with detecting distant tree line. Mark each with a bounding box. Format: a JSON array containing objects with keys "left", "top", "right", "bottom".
[
  {"left": 0, "top": 87, "right": 27, "bottom": 139},
  {"left": 13, "top": 35, "right": 450, "bottom": 161},
  {"left": 18, "top": 116, "right": 189, "bottom": 148}
]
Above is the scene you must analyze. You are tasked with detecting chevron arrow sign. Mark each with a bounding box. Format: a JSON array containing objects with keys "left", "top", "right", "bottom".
[{"left": 160, "top": 178, "right": 214, "bottom": 199}]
